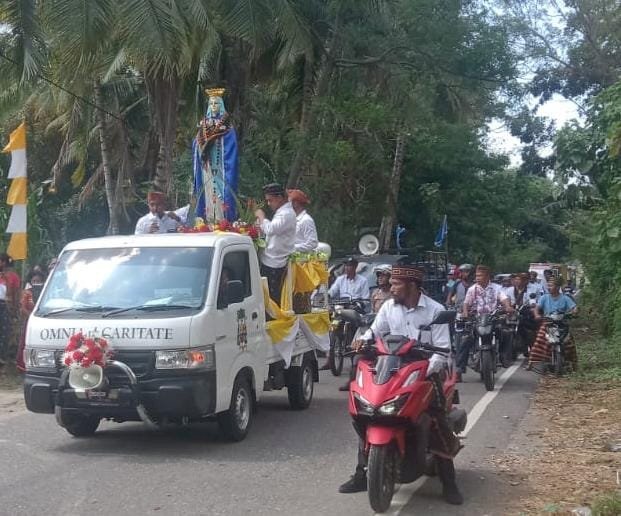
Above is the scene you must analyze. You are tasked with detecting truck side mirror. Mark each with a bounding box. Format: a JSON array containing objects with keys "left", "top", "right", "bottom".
[{"left": 225, "top": 280, "right": 245, "bottom": 305}]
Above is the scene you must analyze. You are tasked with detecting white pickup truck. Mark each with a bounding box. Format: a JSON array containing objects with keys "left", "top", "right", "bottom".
[{"left": 23, "top": 233, "right": 324, "bottom": 441}]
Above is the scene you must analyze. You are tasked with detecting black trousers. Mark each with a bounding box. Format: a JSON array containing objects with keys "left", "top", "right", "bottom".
[
  {"left": 260, "top": 263, "right": 287, "bottom": 305},
  {"left": 0, "top": 302, "right": 9, "bottom": 360}
]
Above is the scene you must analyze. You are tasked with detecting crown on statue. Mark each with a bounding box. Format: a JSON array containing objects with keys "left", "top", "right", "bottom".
[{"left": 205, "top": 87, "right": 226, "bottom": 98}]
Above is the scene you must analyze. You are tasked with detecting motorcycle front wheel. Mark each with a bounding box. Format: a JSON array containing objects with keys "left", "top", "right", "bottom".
[
  {"left": 552, "top": 346, "right": 564, "bottom": 377},
  {"left": 330, "top": 333, "right": 344, "bottom": 377},
  {"left": 368, "top": 444, "right": 398, "bottom": 513},
  {"left": 481, "top": 349, "right": 495, "bottom": 391}
]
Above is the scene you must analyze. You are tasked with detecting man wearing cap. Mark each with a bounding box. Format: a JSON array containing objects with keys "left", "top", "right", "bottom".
[
  {"left": 446, "top": 264, "right": 473, "bottom": 309},
  {"left": 339, "top": 264, "right": 463, "bottom": 505},
  {"left": 287, "top": 189, "right": 318, "bottom": 252},
  {"left": 135, "top": 192, "right": 179, "bottom": 234},
  {"left": 255, "top": 183, "right": 297, "bottom": 303},
  {"left": 328, "top": 257, "right": 370, "bottom": 301},
  {"left": 456, "top": 265, "right": 513, "bottom": 379}
]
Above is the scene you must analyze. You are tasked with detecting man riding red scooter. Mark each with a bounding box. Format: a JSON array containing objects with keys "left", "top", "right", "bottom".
[{"left": 338, "top": 263, "right": 466, "bottom": 512}]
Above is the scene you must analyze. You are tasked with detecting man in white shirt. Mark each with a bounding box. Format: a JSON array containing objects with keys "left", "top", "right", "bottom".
[
  {"left": 255, "top": 183, "right": 297, "bottom": 303},
  {"left": 167, "top": 204, "right": 191, "bottom": 228},
  {"left": 329, "top": 258, "right": 370, "bottom": 300},
  {"left": 287, "top": 189, "right": 318, "bottom": 252},
  {"left": 340, "top": 264, "right": 463, "bottom": 505},
  {"left": 457, "top": 265, "right": 513, "bottom": 378},
  {"left": 134, "top": 192, "right": 179, "bottom": 234}
]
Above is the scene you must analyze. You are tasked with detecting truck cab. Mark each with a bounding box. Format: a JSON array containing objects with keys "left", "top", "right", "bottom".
[{"left": 23, "top": 233, "right": 322, "bottom": 440}]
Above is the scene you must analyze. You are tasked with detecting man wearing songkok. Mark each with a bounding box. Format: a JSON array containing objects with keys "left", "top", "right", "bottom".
[
  {"left": 339, "top": 264, "right": 463, "bottom": 506},
  {"left": 328, "top": 257, "right": 370, "bottom": 300},
  {"left": 287, "top": 189, "right": 318, "bottom": 252},
  {"left": 135, "top": 191, "right": 179, "bottom": 234},
  {"left": 255, "top": 183, "right": 297, "bottom": 303},
  {"left": 456, "top": 265, "right": 513, "bottom": 379}
]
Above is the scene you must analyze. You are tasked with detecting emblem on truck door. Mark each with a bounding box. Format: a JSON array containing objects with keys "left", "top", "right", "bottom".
[{"left": 237, "top": 309, "right": 248, "bottom": 351}]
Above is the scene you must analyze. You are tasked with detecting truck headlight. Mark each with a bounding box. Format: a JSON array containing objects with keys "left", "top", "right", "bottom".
[
  {"left": 155, "top": 346, "right": 215, "bottom": 370},
  {"left": 25, "top": 348, "right": 57, "bottom": 369}
]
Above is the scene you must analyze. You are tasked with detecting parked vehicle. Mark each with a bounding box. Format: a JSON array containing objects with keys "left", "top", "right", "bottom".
[
  {"left": 22, "top": 233, "right": 325, "bottom": 441},
  {"left": 348, "top": 312, "right": 466, "bottom": 513},
  {"left": 329, "top": 297, "right": 371, "bottom": 376}
]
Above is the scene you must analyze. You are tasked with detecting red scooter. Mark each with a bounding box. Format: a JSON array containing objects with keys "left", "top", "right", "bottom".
[{"left": 348, "top": 311, "right": 467, "bottom": 513}]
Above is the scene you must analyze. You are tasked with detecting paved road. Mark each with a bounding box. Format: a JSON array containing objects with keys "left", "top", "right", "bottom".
[{"left": 0, "top": 364, "right": 537, "bottom": 516}]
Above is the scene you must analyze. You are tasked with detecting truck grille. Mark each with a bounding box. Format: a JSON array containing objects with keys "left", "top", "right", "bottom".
[{"left": 106, "top": 350, "right": 154, "bottom": 382}]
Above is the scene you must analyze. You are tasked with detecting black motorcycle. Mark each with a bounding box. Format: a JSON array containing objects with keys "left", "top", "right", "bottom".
[
  {"left": 329, "top": 298, "right": 371, "bottom": 376},
  {"left": 462, "top": 310, "right": 502, "bottom": 391},
  {"left": 543, "top": 312, "right": 572, "bottom": 376}
]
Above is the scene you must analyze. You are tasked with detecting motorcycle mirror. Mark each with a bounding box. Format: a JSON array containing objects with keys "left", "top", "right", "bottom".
[{"left": 529, "top": 293, "right": 537, "bottom": 299}]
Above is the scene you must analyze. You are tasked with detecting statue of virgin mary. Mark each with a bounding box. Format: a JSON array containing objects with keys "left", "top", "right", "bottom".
[{"left": 192, "top": 88, "right": 239, "bottom": 222}]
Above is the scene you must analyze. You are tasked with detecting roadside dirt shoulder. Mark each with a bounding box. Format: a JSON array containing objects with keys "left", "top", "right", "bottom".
[{"left": 489, "top": 377, "right": 621, "bottom": 514}]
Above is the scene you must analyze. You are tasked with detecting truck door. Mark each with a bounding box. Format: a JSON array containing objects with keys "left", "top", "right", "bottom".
[{"left": 213, "top": 247, "right": 264, "bottom": 403}]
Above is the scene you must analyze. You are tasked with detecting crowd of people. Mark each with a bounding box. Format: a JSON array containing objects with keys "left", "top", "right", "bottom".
[
  {"left": 134, "top": 184, "right": 319, "bottom": 305},
  {"left": 0, "top": 254, "right": 57, "bottom": 369}
]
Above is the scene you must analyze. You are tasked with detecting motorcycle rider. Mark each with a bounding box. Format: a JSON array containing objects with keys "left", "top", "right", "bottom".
[
  {"left": 339, "top": 264, "right": 463, "bottom": 506},
  {"left": 446, "top": 263, "right": 474, "bottom": 309},
  {"left": 528, "top": 276, "right": 578, "bottom": 370},
  {"left": 456, "top": 265, "right": 514, "bottom": 381},
  {"left": 328, "top": 257, "right": 370, "bottom": 301},
  {"left": 337, "top": 264, "right": 391, "bottom": 392},
  {"left": 371, "top": 264, "right": 392, "bottom": 313}
]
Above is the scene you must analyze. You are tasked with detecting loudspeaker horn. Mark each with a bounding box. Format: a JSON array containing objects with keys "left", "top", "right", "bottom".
[
  {"left": 358, "top": 234, "right": 380, "bottom": 256},
  {"left": 68, "top": 364, "right": 104, "bottom": 391}
]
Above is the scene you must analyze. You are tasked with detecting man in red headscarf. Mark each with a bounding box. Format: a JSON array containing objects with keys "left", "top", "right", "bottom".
[
  {"left": 287, "top": 189, "right": 318, "bottom": 252},
  {"left": 135, "top": 192, "right": 179, "bottom": 234},
  {"left": 339, "top": 263, "right": 463, "bottom": 505}
]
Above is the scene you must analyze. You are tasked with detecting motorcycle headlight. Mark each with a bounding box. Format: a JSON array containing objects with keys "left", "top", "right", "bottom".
[
  {"left": 353, "top": 392, "right": 375, "bottom": 416},
  {"left": 25, "top": 348, "right": 57, "bottom": 369},
  {"left": 477, "top": 325, "right": 492, "bottom": 336},
  {"left": 155, "top": 346, "right": 215, "bottom": 370},
  {"left": 378, "top": 394, "right": 410, "bottom": 416}
]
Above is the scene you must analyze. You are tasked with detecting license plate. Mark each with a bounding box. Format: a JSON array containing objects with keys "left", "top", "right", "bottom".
[{"left": 86, "top": 389, "right": 119, "bottom": 401}]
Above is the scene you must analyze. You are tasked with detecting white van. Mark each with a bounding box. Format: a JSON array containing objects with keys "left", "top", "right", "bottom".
[{"left": 23, "top": 233, "right": 322, "bottom": 441}]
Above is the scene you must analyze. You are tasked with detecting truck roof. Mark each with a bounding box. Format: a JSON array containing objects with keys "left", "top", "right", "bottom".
[{"left": 62, "top": 232, "right": 253, "bottom": 251}]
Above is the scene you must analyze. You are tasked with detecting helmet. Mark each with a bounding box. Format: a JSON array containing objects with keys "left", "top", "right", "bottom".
[
  {"left": 373, "top": 263, "right": 392, "bottom": 276},
  {"left": 458, "top": 263, "right": 474, "bottom": 272}
]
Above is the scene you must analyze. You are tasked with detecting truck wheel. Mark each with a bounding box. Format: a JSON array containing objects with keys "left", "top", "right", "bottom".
[
  {"left": 60, "top": 411, "right": 100, "bottom": 437},
  {"left": 287, "top": 358, "right": 314, "bottom": 410},
  {"left": 217, "top": 376, "right": 253, "bottom": 442}
]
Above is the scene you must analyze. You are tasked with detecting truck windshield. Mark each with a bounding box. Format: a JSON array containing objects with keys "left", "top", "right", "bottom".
[{"left": 36, "top": 247, "right": 213, "bottom": 317}]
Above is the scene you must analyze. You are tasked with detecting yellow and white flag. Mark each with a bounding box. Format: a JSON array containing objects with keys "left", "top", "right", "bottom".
[{"left": 3, "top": 122, "right": 27, "bottom": 260}]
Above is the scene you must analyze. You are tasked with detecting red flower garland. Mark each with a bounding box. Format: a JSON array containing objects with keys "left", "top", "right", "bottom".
[{"left": 63, "top": 333, "right": 112, "bottom": 368}]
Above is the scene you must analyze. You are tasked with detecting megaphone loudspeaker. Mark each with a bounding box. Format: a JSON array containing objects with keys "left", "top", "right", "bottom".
[
  {"left": 358, "top": 234, "right": 380, "bottom": 256},
  {"left": 68, "top": 364, "right": 105, "bottom": 391}
]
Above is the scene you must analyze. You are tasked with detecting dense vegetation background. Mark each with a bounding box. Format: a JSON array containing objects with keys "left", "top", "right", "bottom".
[{"left": 0, "top": 0, "right": 620, "bottom": 342}]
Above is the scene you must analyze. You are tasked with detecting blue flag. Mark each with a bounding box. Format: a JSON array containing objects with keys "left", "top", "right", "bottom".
[{"left": 434, "top": 215, "right": 448, "bottom": 248}]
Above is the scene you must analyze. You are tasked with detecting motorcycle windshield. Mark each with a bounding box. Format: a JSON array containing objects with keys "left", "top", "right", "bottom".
[{"left": 374, "top": 355, "right": 402, "bottom": 385}]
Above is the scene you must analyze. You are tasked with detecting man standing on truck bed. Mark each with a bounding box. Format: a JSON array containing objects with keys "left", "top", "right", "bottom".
[
  {"left": 134, "top": 192, "right": 179, "bottom": 234},
  {"left": 255, "top": 183, "right": 297, "bottom": 304}
]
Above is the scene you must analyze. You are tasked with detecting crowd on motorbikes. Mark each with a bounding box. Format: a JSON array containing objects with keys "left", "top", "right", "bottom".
[{"left": 324, "top": 257, "right": 578, "bottom": 512}]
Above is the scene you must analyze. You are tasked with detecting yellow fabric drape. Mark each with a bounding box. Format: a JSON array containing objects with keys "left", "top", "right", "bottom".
[
  {"left": 7, "top": 177, "right": 27, "bottom": 205},
  {"left": 2, "top": 121, "right": 26, "bottom": 152},
  {"left": 265, "top": 316, "right": 298, "bottom": 343},
  {"left": 7, "top": 233, "right": 27, "bottom": 260},
  {"left": 300, "top": 311, "right": 330, "bottom": 336},
  {"left": 292, "top": 260, "right": 329, "bottom": 294}
]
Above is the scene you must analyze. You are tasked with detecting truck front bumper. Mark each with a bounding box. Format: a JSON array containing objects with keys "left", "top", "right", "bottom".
[{"left": 24, "top": 364, "right": 217, "bottom": 422}]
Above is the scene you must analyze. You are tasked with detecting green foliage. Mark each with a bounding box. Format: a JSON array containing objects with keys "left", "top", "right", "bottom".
[{"left": 592, "top": 491, "right": 621, "bottom": 516}]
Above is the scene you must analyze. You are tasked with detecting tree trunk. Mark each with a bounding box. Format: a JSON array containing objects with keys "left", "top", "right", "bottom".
[
  {"left": 94, "top": 81, "right": 120, "bottom": 235},
  {"left": 146, "top": 72, "right": 180, "bottom": 195},
  {"left": 286, "top": 15, "right": 341, "bottom": 188},
  {"left": 378, "top": 132, "right": 407, "bottom": 251}
]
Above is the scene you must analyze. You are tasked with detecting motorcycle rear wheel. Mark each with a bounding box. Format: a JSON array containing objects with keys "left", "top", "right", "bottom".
[
  {"left": 330, "top": 333, "right": 344, "bottom": 377},
  {"left": 368, "top": 444, "right": 397, "bottom": 513},
  {"left": 481, "top": 350, "right": 495, "bottom": 391}
]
